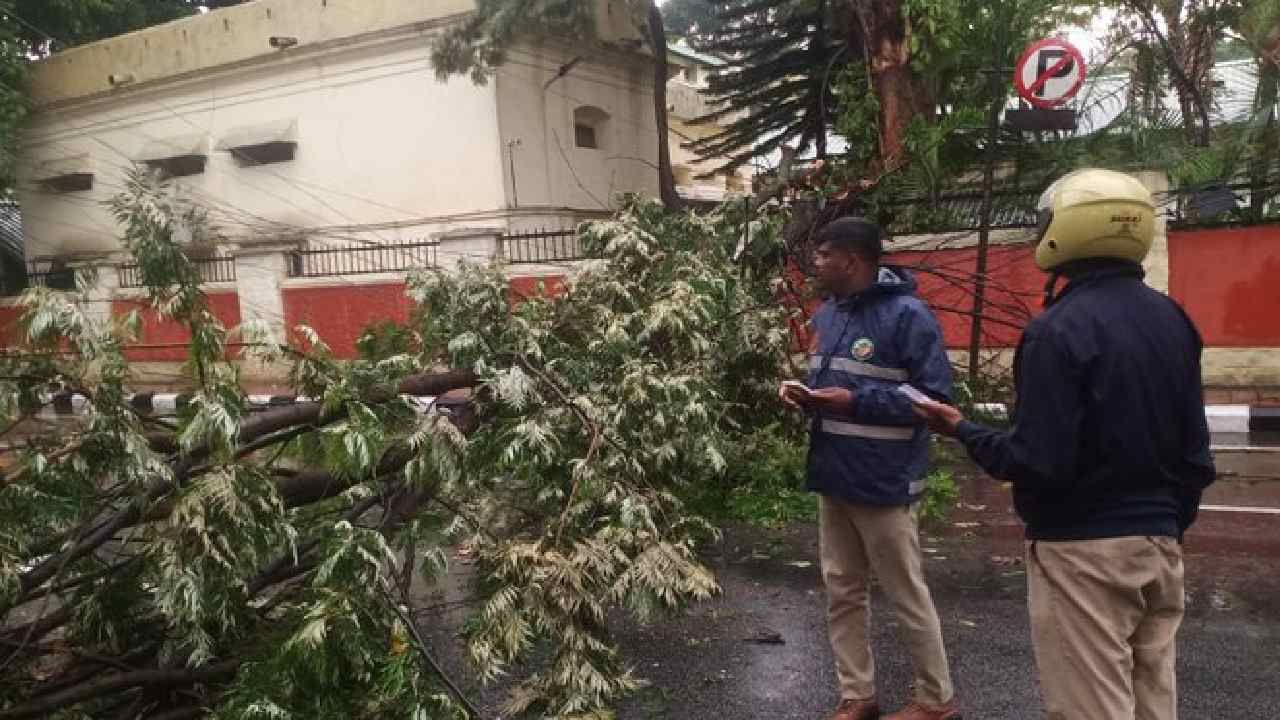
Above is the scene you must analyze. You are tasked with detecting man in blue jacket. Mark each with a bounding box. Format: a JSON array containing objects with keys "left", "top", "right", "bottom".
[
  {"left": 913, "top": 169, "right": 1215, "bottom": 720},
  {"left": 780, "top": 218, "right": 959, "bottom": 720}
]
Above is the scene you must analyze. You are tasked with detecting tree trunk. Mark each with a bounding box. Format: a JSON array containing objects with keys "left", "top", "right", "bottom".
[
  {"left": 850, "top": 0, "right": 931, "bottom": 170},
  {"left": 647, "top": 3, "right": 682, "bottom": 211},
  {"left": 1249, "top": 59, "right": 1278, "bottom": 222},
  {"left": 1134, "top": 0, "right": 1212, "bottom": 146},
  {"left": 812, "top": 0, "right": 829, "bottom": 159}
]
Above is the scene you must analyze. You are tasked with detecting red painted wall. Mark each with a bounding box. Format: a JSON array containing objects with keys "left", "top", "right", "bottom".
[
  {"left": 281, "top": 277, "right": 569, "bottom": 359},
  {"left": 282, "top": 283, "right": 411, "bottom": 359},
  {"left": 1169, "top": 226, "right": 1280, "bottom": 347},
  {"left": 0, "top": 305, "right": 23, "bottom": 347},
  {"left": 509, "top": 275, "right": 567, "bottom": 302},
  {"left": 892, "top": 244, "right": 1043, "bottom": 348},
  {"left": 113, "top": 293, "right": 243, "bottom": 362}
]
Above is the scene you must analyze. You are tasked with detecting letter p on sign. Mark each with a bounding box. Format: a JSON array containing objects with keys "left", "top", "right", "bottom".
[{"left": 1014, "top": 38, "right": 1087, "bottom": 109}]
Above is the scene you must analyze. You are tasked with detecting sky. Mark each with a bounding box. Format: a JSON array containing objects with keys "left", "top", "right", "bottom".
[{"left": 1065, "top": 7, "right": 1120, "bottom": 64}]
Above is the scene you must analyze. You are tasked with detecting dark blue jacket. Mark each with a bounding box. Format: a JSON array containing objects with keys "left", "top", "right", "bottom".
[
  {"left": 805, "top": 266, "right": 952, "bottom": 506},
  {"left": 957, "top": 261, "right": 1215, "bottom": 541}
]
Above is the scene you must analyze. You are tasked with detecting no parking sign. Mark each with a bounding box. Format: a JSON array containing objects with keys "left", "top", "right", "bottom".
[{"left": 1014, "top": 38, "right": 1087, "bottom": 109}]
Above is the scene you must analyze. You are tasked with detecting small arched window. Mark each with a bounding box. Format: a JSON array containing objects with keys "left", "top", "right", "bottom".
[{"left": 573, "top": 106, "right": 609, "bottom": 150}]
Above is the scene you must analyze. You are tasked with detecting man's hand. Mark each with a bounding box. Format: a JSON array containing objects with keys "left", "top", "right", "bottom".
[
  {"left": 912, "top": 398, "right": 965, "bottom": 437},
  {"left": 805, "top": 387, "right": 854, "bottom": 414},
  {"left": 778, "top": 381, "right": 805, "bottom": 410},
  {"left": 778, "top": 383, "right": 854, "bottom": 414}
]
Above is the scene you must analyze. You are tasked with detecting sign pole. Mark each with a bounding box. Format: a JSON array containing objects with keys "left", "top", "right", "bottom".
[
  {"left": 968, "top": 67, "right": 1004, "bottom": 387},
  {"left": 965, "top": 38, "right": 1085, "bottom": 383}
]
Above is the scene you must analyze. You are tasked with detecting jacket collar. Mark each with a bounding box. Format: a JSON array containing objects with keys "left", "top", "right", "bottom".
[{"left": 1048, "top": 260, "right": 1145, "bottom": 306}]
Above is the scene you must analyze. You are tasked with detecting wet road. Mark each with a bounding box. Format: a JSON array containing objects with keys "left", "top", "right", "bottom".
[{"left": 421, "top": 465, "right": 1280, "bottom": 719}]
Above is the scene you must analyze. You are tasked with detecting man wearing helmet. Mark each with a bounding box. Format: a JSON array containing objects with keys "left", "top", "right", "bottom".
[{"left": 913, "top": 169, "right": 1215, "bottom": 719}]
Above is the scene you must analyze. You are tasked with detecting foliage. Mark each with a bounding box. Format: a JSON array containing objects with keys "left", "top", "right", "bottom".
[
  {"left": 428, "top": 0, "right": 599, "bottom": 85},
  {"left": 682, "top": 423, "right": 815, "bottom": 527},
  {"left": 406, "top": 197, "right": 789, "bottom": 714},
  {"left": 684, "top": 0, "right": 846, "bottom": 173},
  {"left": 0, "top": 174, "right": 791, "bottom": 718},
  {"left": 918, "top": 468, "right": 959, "bottom": 527},
  {"left": 3, "top": 0, "right": 206, "bottom": 53},
  {"left": 661, "top": 0, "right": 725, "bottom": 37}
]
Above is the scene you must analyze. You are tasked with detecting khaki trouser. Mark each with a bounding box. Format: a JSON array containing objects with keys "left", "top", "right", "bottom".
[
  {"left": 819, "top": 495, "right": 954, "bottom": 705},
  {"left": 1027, "top": 536, "right": 1185, "bottom": 720}
]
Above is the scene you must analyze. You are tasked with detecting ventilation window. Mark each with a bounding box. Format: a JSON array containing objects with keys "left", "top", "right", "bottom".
[
  {"left": 34, "top": 155, "right": 94, "bottom": 193},
  {"left": 573, "top": 106, "right": 609, "bottom": 150},
  {"left": 217, "top": 119, "right": 299, "bottom": 167},
  {"left": 40, "top": 173, "right": 94, "bottom": 193},
  {"left": 138, "top": 134, "right": 209, "bottom": 178}
]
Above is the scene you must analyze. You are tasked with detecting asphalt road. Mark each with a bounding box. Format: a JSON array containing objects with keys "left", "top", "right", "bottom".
[{"left": 422, "top": 469, "right": 1280, "bottom": 719}]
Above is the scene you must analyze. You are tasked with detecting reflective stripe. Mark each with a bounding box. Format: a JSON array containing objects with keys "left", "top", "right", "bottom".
[
  {"left": 820, "top": 419, "right": 915, "bottom": 441},
  {"left": 909, "top": 477, "right": 927, "bottom": 495},
  {"left": 809, "top": 355, "right": 909, "bottom": 382}
]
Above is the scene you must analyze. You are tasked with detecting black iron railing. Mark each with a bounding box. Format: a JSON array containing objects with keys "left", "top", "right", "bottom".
[
  {"left": 1161, "top": 182, "right": 1280, "bottom": 227},
  {"left": 287, "top": 239, "right": 439, "bottom": 278},
  {"left": 118, "top": 257, "right": 237, "bottom": 288},
  {"left": 0, "top": 259, "right": 79, "bottom": 295},
  {"left": 500, "top": 228, "right": 585, "bottom": 264}
]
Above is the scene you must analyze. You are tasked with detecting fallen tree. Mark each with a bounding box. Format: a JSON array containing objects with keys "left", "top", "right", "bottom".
[{"left": 0, "top": 172, "right": 789, "bottom": 718}]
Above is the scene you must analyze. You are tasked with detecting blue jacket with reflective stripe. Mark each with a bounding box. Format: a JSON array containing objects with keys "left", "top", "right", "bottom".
[{"left": 805, "top": 267, "right": 952, "bottom": 506}]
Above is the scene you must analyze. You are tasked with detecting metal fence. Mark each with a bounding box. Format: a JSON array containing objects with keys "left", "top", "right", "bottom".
[
  {"left": 118, "top": 256, "right": 237, "bottom": 288},
  {"left": 882, "top": 189, "right": 1040, "bottom": 234},
  {"left": 501, "top": 228, "right": 585, "bottom": 264},
  {"left": 1161, "top": 182, "right": 1280, "bottom": 227},
  {"left": 287, "top": 239, "right": 439, "bottom": 278},
  {"left": 0, "top": 259, "right": 79, "bottom": 295}
]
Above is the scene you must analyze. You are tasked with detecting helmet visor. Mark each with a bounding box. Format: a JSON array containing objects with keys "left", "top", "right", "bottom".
[
  {"left": 1035, "top": 208, "right": 1053, "bottom": 243},
  {"left": 1035, "top": 174, "right": 1070, "bottom": 244}
]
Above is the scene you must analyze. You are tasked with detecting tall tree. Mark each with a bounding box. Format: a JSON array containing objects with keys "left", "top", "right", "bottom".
[
  {"left": 684, "top": 0, "right": 847, "bottom": 174},
  {"left": 662, "top": 0, "right": 725, "bottom": 36},
  {"left": 1225, "top": 0, "right": 1280, "bottom": 218},
  {"left": 430, "top": 0, "right": 683, "bottom": 210}
]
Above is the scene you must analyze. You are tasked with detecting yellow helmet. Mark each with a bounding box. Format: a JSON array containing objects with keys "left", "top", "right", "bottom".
[{"left": 1034, "top": 169, "right": 1155, "bottom": 271}]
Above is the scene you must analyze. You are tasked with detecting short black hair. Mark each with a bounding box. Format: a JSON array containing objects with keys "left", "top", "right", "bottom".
[{"left": 814, "top": 217, "right": 883, "bottom": 265}]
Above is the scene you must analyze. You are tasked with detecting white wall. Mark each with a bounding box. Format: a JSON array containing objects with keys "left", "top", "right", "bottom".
[
  {"left": 494, "top": 40, "right": 659, "bottom": 213},
  {"left": 18, "top": 33, "right": 511, "bottom": 258}
]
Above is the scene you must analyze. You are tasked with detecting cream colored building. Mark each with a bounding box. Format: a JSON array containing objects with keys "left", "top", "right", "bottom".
[
  {"left": 665, "top": 40, "right": 753, "bottom": 205},
  {"left": 16, "top": 0, "right": 660, "bottom": 267}
]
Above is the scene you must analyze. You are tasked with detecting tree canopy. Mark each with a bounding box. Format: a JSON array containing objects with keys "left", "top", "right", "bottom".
[{"left": 0, "top": 171, "right": 791, "bottom": 718}]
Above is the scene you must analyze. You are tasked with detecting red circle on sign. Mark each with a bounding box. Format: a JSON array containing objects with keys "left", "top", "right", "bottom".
[{"left": 1014, "top": 37, "right": 1087, "bottom": 109}]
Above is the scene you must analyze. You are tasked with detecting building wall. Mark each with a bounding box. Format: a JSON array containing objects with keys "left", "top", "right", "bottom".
[
  {"left": 883, "top": 222, "right": 1280, "bottom": 389},
  {"left": 281, "top": 280, "right": 412, "bottom": 358},
  {"left": 18, "top": 33, "right": 510, "bottom": 258},
  {"left": 113, "top": 291, "right": 242, "bottom": 362},
  {"left": 0, "top": 304, "right": 23, "bottom": 346},
  {"left": 1169, "top": 225, "right": 1280, "bottom": 387},
  {"left": 494, "top": 41, "right": 659, "bottom": 214},
  {"left": 891, "top": 243, "right": 1043, "bottom": 349},
  {"left": 24, "top": 0, "right": 474, "bottom": 108},
  {"left": 666, "top": 82, "right": 751, "bottom": 203},
  {"left": 25, "top": 0, "right": 641, "bottom": 108}
]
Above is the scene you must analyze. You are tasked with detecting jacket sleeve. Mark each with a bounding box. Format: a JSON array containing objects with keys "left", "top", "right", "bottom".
[
  {"left": 1175, "top": 328, "right": 1215, "bottom": 534},
  {"left": 852, "top": 301, "right": 953, "bottom": 425},
  {"left": 955, "top": 328, "right": 1084, "bottom": 491}
]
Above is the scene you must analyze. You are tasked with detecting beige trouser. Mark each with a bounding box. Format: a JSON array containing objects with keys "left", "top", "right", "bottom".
[
  {"left": 819, "top": 495, "right": 954, "bottom": 705},
  {"left": 1027, "top": 536, "right": 1185, "bottom": 720}
]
